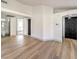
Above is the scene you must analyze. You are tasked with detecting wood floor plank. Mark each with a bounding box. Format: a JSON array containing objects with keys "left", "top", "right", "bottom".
[{"left": 1, "top": 36, "right": 77, "bottom": 59}]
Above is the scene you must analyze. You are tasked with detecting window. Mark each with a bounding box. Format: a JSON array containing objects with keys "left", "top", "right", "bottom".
[{"left": 17, "top": 18, "right": 24, "bottom": 35}]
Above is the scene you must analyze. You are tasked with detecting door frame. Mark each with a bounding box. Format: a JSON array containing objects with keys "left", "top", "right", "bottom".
[{"left": 62, "top": 14, "right": 77, "bottom": 41}]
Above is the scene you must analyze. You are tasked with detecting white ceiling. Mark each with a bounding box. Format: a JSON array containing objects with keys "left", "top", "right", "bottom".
[{"left": 16, "top": 0, "right": 77, "bottom": 9}]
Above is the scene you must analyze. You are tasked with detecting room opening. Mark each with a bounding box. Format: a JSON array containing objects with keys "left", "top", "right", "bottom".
[{"left": 63, "top": 15, "right": 77, "bottom": 40}]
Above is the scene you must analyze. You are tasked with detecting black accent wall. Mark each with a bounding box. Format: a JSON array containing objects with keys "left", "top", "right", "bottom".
[{"left": 65, "top": 17, "right": 77, "bottom": 40}]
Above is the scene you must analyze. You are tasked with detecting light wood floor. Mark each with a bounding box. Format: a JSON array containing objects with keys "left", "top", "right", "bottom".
[{"left": 1, "top": 35, "right": 77, "bottom": 59}]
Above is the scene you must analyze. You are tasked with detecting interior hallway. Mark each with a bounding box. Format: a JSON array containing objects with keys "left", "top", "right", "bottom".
[{"left": 1, "top": 36, "right": 77, "bottom": 59}]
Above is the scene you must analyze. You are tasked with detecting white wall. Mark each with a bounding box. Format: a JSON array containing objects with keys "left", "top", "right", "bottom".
[
  {"left": 32, "top": 7, "right": 76, "bottom": 42},
  {"left": 10, "top": 17, "right": 16, "bottom": 36},
  {"left": 31, "top": 5, "right": 54, "bottom": 41},
  {"left": 31, "top": 6, "right": 43, "bottom": 40},
  {"left": 42, "top": 6, "right": 54, "bottom": 40},
  {"left": 53, "top": 9, "right": 77, "bottom": 41}
]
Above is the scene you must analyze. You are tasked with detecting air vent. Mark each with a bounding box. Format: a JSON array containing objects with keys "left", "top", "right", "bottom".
[{"left": 1, "top": 0, "right": 7, "bottom": 4}]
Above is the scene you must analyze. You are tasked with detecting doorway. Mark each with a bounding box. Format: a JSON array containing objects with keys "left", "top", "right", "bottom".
[
  {"left": 16, "top": 18, "right": 31, "bottom": 36},
  {"left": 16, "top": 18, "right": 24, "bottom": 35},
  {"left": 28, "top": 19, "right": 31, "bottom": 35},
  {"left": 63, "top": 15, "right": 77, "bottom": 40}
]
